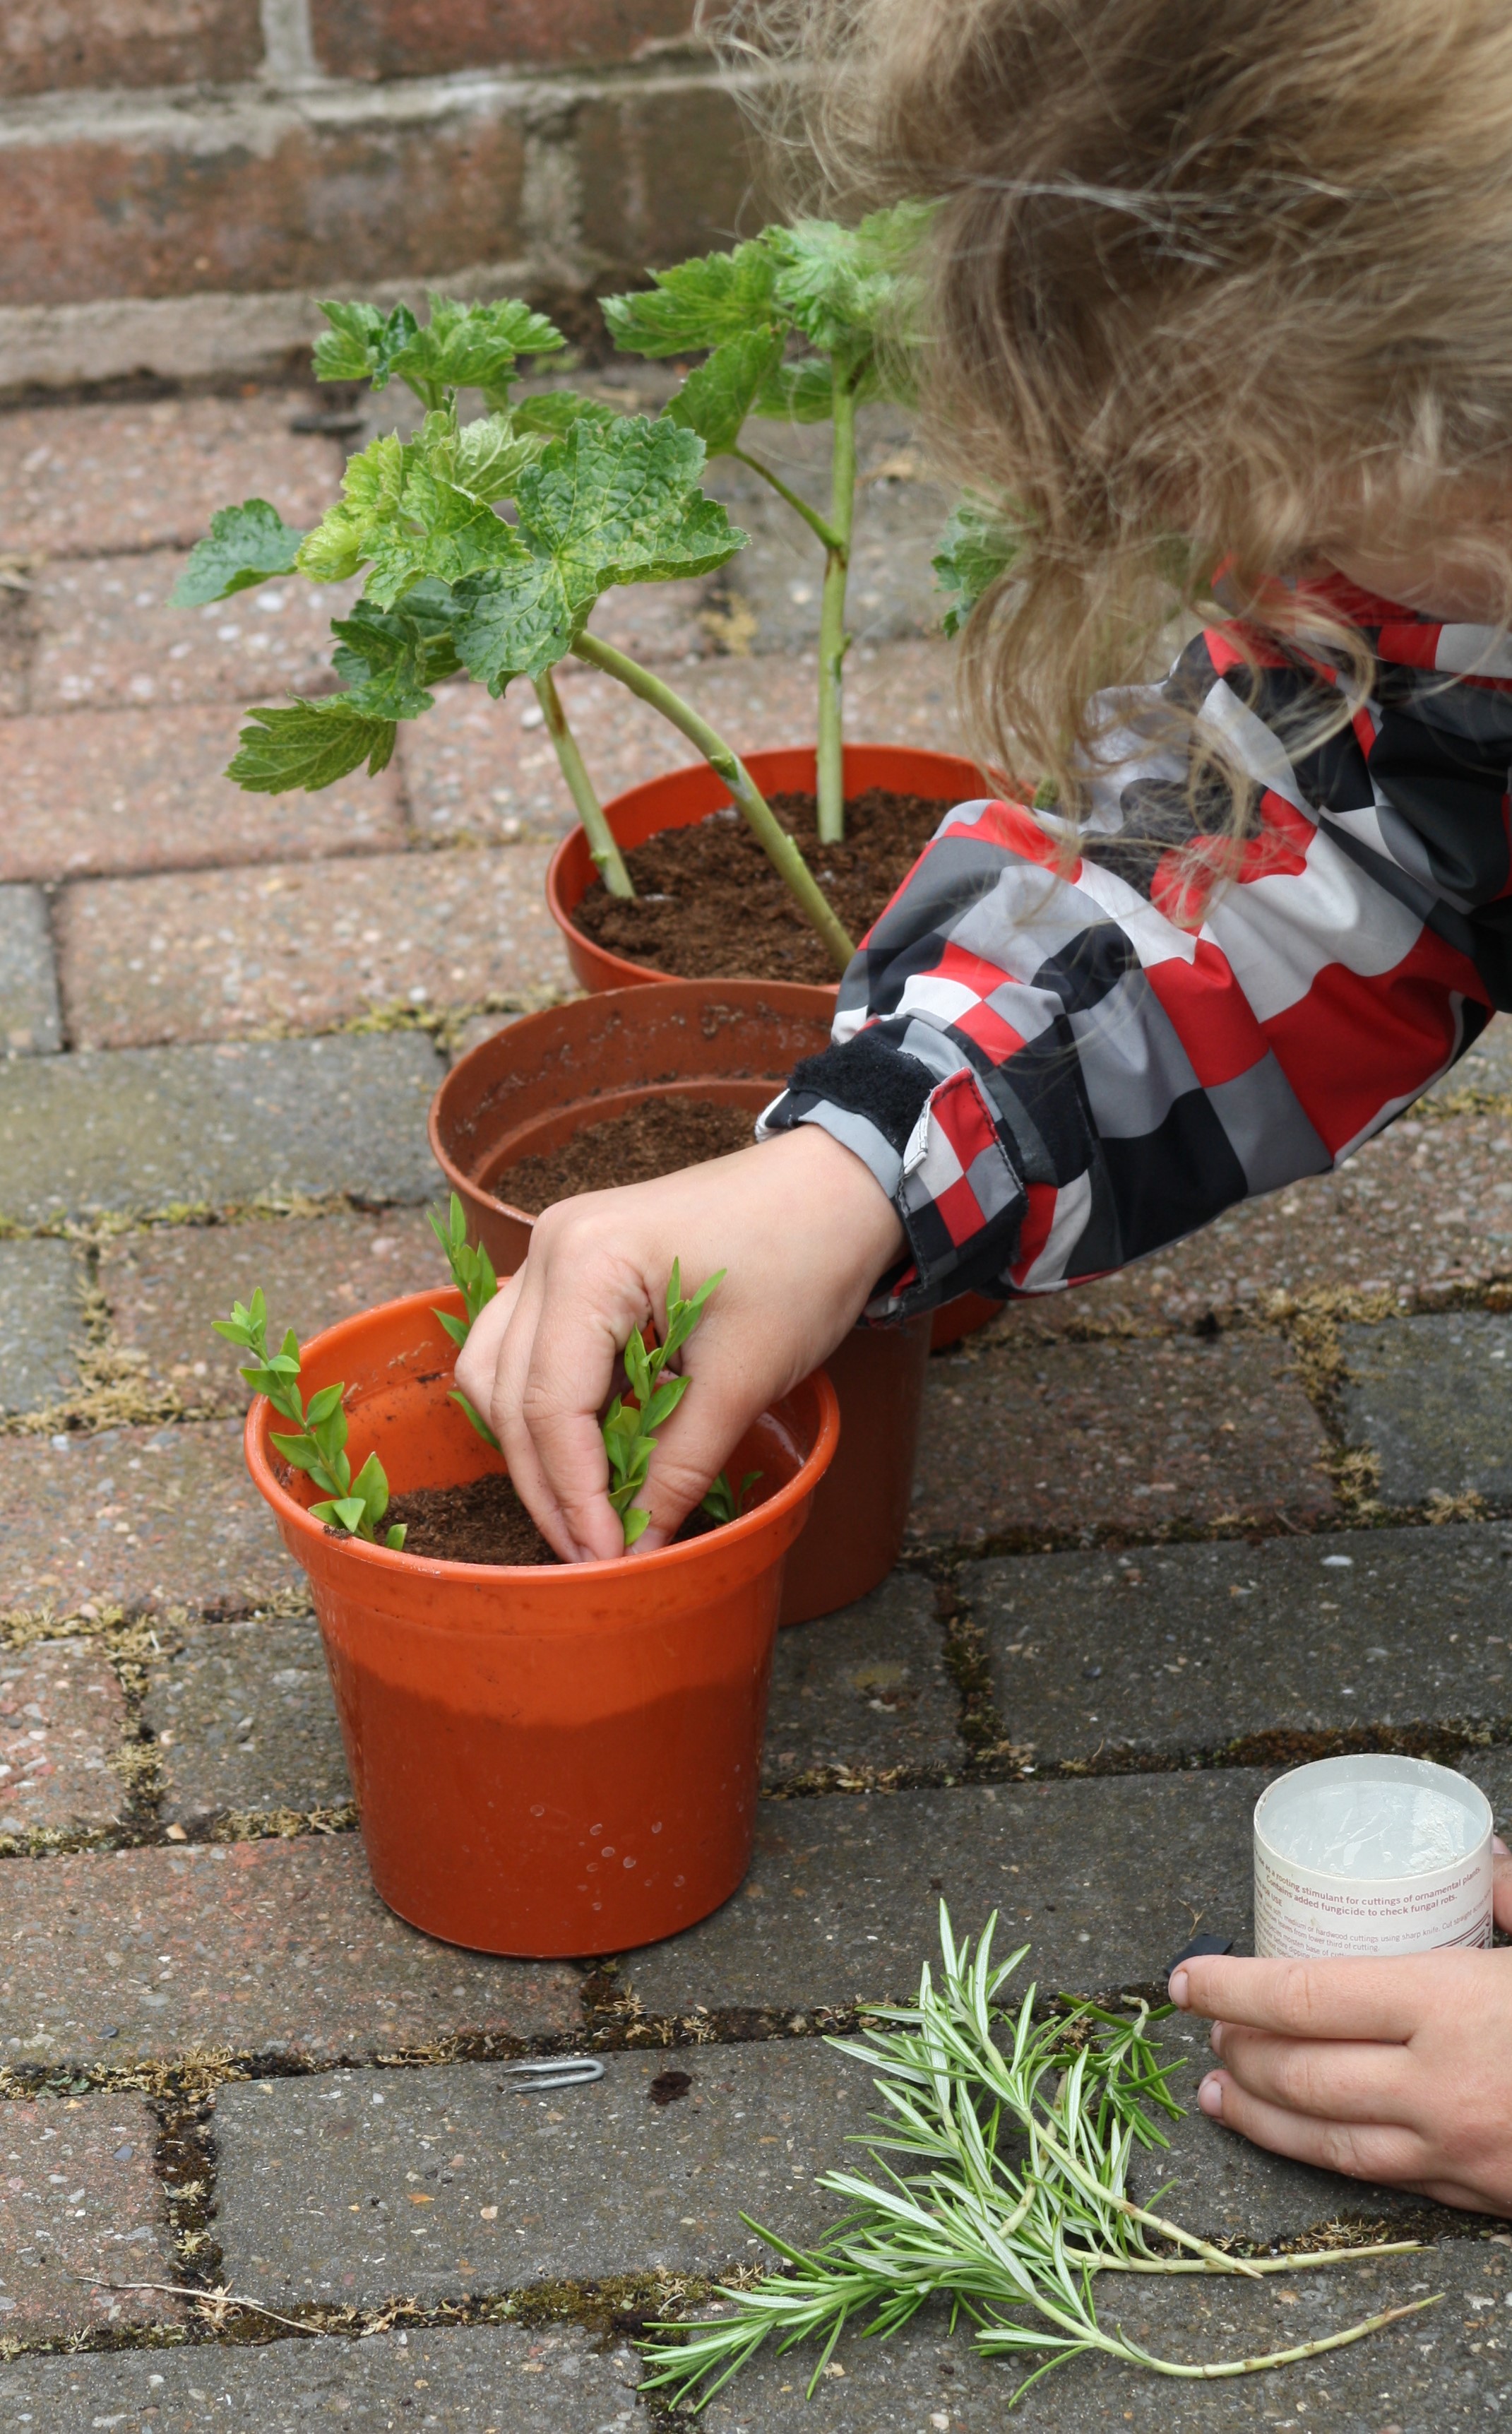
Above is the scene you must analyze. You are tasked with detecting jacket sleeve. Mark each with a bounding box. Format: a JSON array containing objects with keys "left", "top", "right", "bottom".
[{"left": 756, "top": 628, "right": 1493, "bottom": 1317}]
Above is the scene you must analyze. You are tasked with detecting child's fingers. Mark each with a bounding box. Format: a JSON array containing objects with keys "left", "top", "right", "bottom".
[
  {"left": 452, "top": 1267, "right": 520, "bottom": 1414},
  {"left": 1196, "top": 2070, "right": 1428, "bottom": 2185},
  {"left": 1171, "top": 1953, "right": 1427, "bottom": 2044},
  {"left": 1206, "top": 2022, "right": 1415, "bottom": 2125},
  {"left": 1492, "top": 1838, "right": 1512, "bottom": 1931}
]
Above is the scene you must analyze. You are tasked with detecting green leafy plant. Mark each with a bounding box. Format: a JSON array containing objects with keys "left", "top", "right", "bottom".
[
  {"left": 213, "top": 1290, "right": 405, "bottom": 1547},
  {"left": 605, "top": 206, "right": 931, "bottom": 845},
  {"left": 932, "top": 492, "right": 1022, "bottom": 637},
  {"left": 429, "top": 1192, "right": 503, "bottom": 1450},
  {"left": 174, "top": 290, "right": 852, "bottom": 965},
  {"left": 638, "top": 1906, "right": 1436, "bottom": 2412}
]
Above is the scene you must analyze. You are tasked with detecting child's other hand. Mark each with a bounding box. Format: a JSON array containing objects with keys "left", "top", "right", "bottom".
[
  {"left": 453, "top": 1126, "right": 905, "bottom": 1564},
  {"left": 1171, "top": 1839, "right": 1512, "bottom": 2211}
]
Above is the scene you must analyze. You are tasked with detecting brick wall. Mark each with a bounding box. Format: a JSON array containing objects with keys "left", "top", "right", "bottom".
[{"left": 0, "top": 0, "right": 766, "bottom": 395}]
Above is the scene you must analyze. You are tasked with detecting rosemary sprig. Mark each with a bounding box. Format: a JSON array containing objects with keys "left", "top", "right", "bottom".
[{"left": 638, "top": 1905, "right": 1436, "bottom": 2411}]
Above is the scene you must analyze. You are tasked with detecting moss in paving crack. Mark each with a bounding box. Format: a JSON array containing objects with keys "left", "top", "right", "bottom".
[{"left": 155, "top": 2095, "right": 221, "bottom": 2286}]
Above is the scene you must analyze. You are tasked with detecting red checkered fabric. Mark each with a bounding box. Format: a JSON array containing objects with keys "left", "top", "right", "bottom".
[{"left": 759, "top": 580, "right": 1508, "bottom": 1314}]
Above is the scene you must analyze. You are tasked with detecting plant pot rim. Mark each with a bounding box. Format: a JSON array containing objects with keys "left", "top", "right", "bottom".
[{"left": 245, "top": 1285, "right": 840, "bottom": 1586}]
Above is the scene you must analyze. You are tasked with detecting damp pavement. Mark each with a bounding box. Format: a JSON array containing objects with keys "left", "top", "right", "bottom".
[{"left": 4, "top": 381, "right": 1512, "bottom": 2429}]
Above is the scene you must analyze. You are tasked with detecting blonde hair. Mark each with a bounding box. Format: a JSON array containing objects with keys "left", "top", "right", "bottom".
[{"left": 722, "top": 0, "right": 1512, "bottom": 898}]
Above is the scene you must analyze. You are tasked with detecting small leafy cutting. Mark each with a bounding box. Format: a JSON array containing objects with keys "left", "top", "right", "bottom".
[
  {"left": 638, "top": 1906, "right": 1436, "bottom": 2412},
  {"left": 605, "top": 206, "right": 933, "bottom": 845},
  {"left": 311, "top": 292, "right": 566, "bottom": 412},
  {"left": 932, "top": 492, "right": 1022, "bottom": 638},
  {"left": 213, "top": 1290, "right": 404, "bottom": 1548},
  {"left": 429, "top": 1193, "right": 502, "bottom": 1450},
  {"left": 603, "top": 1261, "right": 725, "bottom": 1547}
]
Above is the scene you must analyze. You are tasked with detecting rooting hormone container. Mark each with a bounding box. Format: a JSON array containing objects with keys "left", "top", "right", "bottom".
[{"left": 1254, "top": 1753, "right": 1494, "bottom": 1960}]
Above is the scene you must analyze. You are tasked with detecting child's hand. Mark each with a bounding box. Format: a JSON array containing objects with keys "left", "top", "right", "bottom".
[
  {"left": 1172, "top": 1839, "right": 1512, "bottom": 2211},
  {"left": 453, "top": 1126, "right": 905, "bottom": 1563}
]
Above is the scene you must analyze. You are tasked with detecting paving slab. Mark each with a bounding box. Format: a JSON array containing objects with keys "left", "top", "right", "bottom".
[
  {"left": 912, "top": 1332, "right": 1333, "bottom": 1544},
  {"left": 0, "top": 1236, "right": 84, "bottom": 1414},
  {"left": 31, "top": 552, "right": 362, "bottom": 714},
  {"left": 0, "top": 2322, "right": 640, "bottom": 2432},
  {"left": 1342, "top": 1312, "right": 1512, "bottom": 1506},
  {"left": 0, "top": 583, "right": 32, "bottom": 722},
  {"left": 0, "top": 704, "right": 405, "bottom": 884},
  {"left": 0, "top": 392, "right": 341, "bottom": 561},
  {"left": 214, "top": 2042, "right": 867, "bottom": 2303},
  {"left": 0, "top": 1032, "right": 445, "bottom": 1224},
  {"left": 0, "top": 2091, "right": 174, "bottom": 2338},
  {"left": 763, "top": 1572, "right": 961, "bottom": 1787},
  {"left": 450, "top": 1007, "right": 528, "bottom": 1062},
  {"left": 968, "top": 1523, "right": 1512, "bottom": 1766},
  {"left": 100, "top": 1208, "right": 445, "bottom": 1411},
  {"left": 684, "top": 2239, "right": 1501, "bottom": 2433},
  {"left": 0, "top": 1420, "right": 297, "bottom": 1617},
  {"left": 59, "top": 844, "right": 569, "bottom": 1050},
  {"left": 622, "top": 1772, "right": 1268, "bottom": 2017},
  {"left": 0, "top": 883, "right": 60, "bottom": 1055},
  {"left": 400, "top": 639, "right": 965, "bottom": 847},
  {"left": 0, "top": 1637, "right": 126, "bottom": 1835},
  {"left": 1428, "top": 1009, "right": 1512, "bottom": 1100},
  {"left": 144, "top": 1613, "right": 352, "bottom": 1828},
  {"left": 0, "top": 1836, "right": 579, "bottom": 2066}
]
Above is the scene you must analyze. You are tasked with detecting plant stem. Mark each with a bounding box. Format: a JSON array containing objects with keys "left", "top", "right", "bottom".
[
  {"left": 532, "top": 668, "right": 634, "bottom": 900},
  {"left": 816, "top": 367, "right": 857, "bottom": 846},
  {"left": 1120, "top": 2293, "right": 1442, "bottom": 2381},
  {"left": 571, "top": 631, "right": 855, "bottom": 973},
  {"left": 731, "top": 448, "right": 844, "bottom": 554}
]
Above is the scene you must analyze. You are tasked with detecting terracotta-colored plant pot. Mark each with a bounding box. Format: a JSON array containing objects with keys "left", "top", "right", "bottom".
[
  {"left": 429, "top": 981, "right": 932, "bottom": 1628},
  {"left": 246, "top": 1288, "right": 838, "bottom": 1959},
  {"left": 544, "top": 743, "right": 1004, "bottom": 1351}
]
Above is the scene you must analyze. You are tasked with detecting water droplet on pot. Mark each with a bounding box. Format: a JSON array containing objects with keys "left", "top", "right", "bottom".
[
  {"left": 530, "top": 1804, "right": 544, "bottom": 1818},
  {"left": 623, "top": 1857, "right": 635, "bottom": 1869}
]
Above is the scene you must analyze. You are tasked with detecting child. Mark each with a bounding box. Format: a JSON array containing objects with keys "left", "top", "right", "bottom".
[{"left": 458, "top": 0, "right": 1512, "bottom": 2208}]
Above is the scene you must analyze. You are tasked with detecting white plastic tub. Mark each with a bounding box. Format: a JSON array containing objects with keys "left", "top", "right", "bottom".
[{"left": 1254, "top": 1754, "right": 1493, "bottom": 1959}]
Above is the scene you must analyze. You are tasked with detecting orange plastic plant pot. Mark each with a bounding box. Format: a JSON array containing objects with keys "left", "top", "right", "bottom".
[
  {"left": 542, "top": 747, "right": 1004, "bottom": 1350},
  {"left": 429, "top": 982, "right": 932, "bottom": 1626},
  {"left": 245, "top": 1289, "right": 839, "bottom": 1959}
]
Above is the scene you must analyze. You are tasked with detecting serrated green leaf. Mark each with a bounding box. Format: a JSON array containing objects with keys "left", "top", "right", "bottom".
[
  {"left": 603, "top": 239, "right": 780, "bottom": 358},
  {"left": 453, "top": 416, "right": 746, "bottom": 690},
  {"left": 767, "top": 203, "right": 934, "bottom": 360},
  {"left": 329, "top": 586, "right": 465, "bottom": 720},
  {"left": 749, "top": 355, "right": 845, "bottom": 425},
  {"left": 665, "top": 328, "right": 786, "bottom": 456},
  {"left": 172, "top": 500, "right": 304, "bottom": 607},
  {"left": 933, "top": 494, "right": 1021, "bottom": 636},
  {"left": 510, "top": 391, "right": 619, "bottom": 439},
  {"left": 227, "top": 700, "right": 396, "bottom": 795},
  {"left": 313, "top": 299, "right": 388, "bottom": 384},
  {"left": 389, "top": 294, "right": 566, "bottom": 405},
  {"left": 299, "top": 414, "right": 542, "bottom": 608}
]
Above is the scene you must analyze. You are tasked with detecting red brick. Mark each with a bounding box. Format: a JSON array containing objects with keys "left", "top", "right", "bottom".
[
  {"left": 59, "top": 843, "right": 570, "bottom": 1049},
  {"left": 0, "top": 113, "right": 527, "bottom": 310},
  {"left": 0, "top": 706, "right": 404, "bottom": 884},
  {"left": 0, "top": 1422, "right": 298, "bottom": 1617},
  {"left": 0, "top": 1639, "right": 127, "bottom": 1837},
  {"left": 0, "top": 1837, "right": 580, "bottom": 2063},
  {"left": 579, "top": 83, "right": 768, "bottom": 274},
  {"left": 32, "top": 552, "right": 359, "bottom": 714},
  {"left": 0, "top": 2094, "right": 176, "bottom": 2336},
  {"left": 311, "top": 0, "right": 694, "bottom": 78},
  {"left": 911, "top": 1334, "right": 1335, "bottom": 1545},
  {"left": 0, "top": 393, "right": 341, "bottom": 562},
  {"left": 100, "top": 1210, "right": 449, "bottom": 1411},
  {"left": 0, "top": 0, "right": 259, "bottom": 97},
  {"left": 400, "top": 641, "right": 963, "bottom": 843}
]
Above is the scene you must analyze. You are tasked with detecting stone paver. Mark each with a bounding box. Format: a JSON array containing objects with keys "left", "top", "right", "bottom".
[
  {"left": 0, "top": 2092, "right": 174, "bottom": 2337},
  {"left": 763, "top": 1572, "right": 960, "bottom": 1786},
  {"left": 912, "top": 1332, "right": 1333, "bottom": 1543},
  {"left": 0, "top": 884, "right": 60, "bottom": 1055},
  {"left": 623, "top": 1773, "right": 1266, "bottom": 2017},
  {"left": 0, "top": 1236, "right": 84, "bottom": 1413},
  {"left": 0, "top": 1032, "right": 445, "bottom": 1223},
  {"left": 144, "top": 1613, "right": 351, "bottom": 1827},
  {"left": 0, "top": 1837, "right": 579, "bottom": 2066},
  {"left": 1429, "top": 1010, "right": 1512, "bottom": 1100},
  {"left": 215, "top": 2043, "right": 865, "bottom": 2302},
  {"left": 31, "top": 553, "right": 361, "bottom": 714},
  {"left": 0, "top": 2323, "right": 638, "bottom": 2430},
  {"left": 0, "top": 393, "right": 341, "bottom": 561},
  {"left": 59, "top": 843, "right": 569, "bottom": 1050},
  {"left": 1342, "top": 1312, "right": 1512, "bottom": 1505},
  {"left": 0, "top": 1421, "right": 296, "bottom": 1616},
  {"left": 687, "top": 2240, "right": 1499, "bottom": 2433},
  {"left": 0, "top": 1637, "right": 126, "bottom": 1835},
  {"left": 401, "top": 639, "right": 966, "bottom": 846},
  {"left": 0, "top": 705, "right": 406, "bottom": 884},
  {"left": 100, "top": 1207, "right": 445, "bottom": 1411},
  {"left": 450, "top": 1007, "right": 527, "bottom": 1062},
  {"left": 969, "top": 1523, "right": 1512, "bottom": 1766}
]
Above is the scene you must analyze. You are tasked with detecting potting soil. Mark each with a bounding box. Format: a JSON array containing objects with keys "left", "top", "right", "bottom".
[
  {"left": 571, "top": 787, "right": 951, "bottom": 980},
  {"left": 384, "top": 1475, "right": 559, "bottom": 1566},
  {"left": 499, "top": 1096, "right": 756, "bottom": 1211}
]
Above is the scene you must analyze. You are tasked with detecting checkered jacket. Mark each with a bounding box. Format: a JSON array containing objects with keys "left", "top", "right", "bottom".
[{"left": 759, "top": 581, "right": 1512, "bottom": 1315}]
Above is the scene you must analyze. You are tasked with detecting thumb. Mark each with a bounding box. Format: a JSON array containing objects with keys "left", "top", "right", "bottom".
[{"left": 1493, "top": 1836, "right": 1512, "bottom": 1933}]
